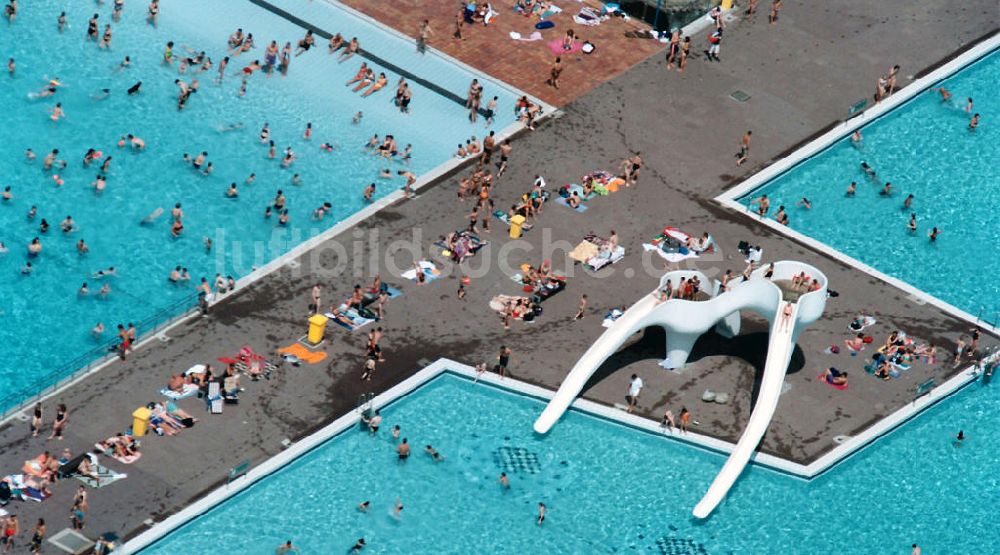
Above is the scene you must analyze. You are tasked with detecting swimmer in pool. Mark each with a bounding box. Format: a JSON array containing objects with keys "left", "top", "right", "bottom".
[
  {"left": 933, "top": 86, "right": 951, "bottom": 102},
  {"left": 127, "top": 81, "right": 142, "bottom": 95},
  {"left": 291, "top": 174, "right": 302, "bottom": 186},
  {"left": 928, "top": 227, "right": 940, "bottom": 242},
  {"left": 77, "top": 239, "right": 89, "bottom": 254},
  {"left": 91, "top": 88, "right": 110, "bottom": 101},
  {"left": 363, "top": 182, "right": 376, "bottom": 201},
  {"left": 796, "top": 197, "right": 812, "bottom": 209},
  {"left": 850, "top": 129, "right": 862, "bottom": 146},
  {"left": 352, "top": 111, "right": 362, "bottom": 124},
  {"left": 903, "top": 194, "right": 914, "bottom": 209},
  {"left": 880, "top": 182, "right": 892, "bottom": 196},
  {"left": 24, "top": 149, "right": 35, "bottom": 161},
  {"left": 860, "top": 161, "right": 876, "bottom": 180},
  {"left": 969, "top": 113, "right": 979, "bottom": 130},
  {"left": 908, "top": 213, "right": 917, "bottom": 232},
  {"left": 357, "top": 501, "right": 370, "bottom": 513},
  {"left": 964, "top": 97, "right": 973, "bottom": 113}
]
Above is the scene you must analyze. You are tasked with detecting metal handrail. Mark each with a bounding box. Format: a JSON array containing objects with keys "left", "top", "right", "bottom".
[{"left": 0, "top": 292, "right": 201, "bottom": 419}]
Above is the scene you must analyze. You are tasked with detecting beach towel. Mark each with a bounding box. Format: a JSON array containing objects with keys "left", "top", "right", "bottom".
[
  {"left": 602, "top": 309, "right": 624, "bottom": 328},
  {"left": 402, "top": 260, "right": 442, "bottom": 282},
  {"left": 573, "top": 6, "right": 603, "bottom": 26},
  {"left": 818, "top": 373, "right": 849, "bottom": 391},
  {"left": 326, "top": 305, "right": 377, "bottom": 332},
  {"left": 540, "top": 5, "right": 563, "bottom": 19},
  {"left": 74, "top": 465, "right": 127, "bottom": 488},
  {"left": 848, "top": 315, "right": 877, "bottom": 332},
  {"left": 642, "top": 243, "right": 698, "bottom": 263},
  {"left": 548, "top": 39, "right": 585, "bottom": 54},
  {"left": 586, "top": 245, "right": 625, "bottom": 271},
  {"left": 555, "top": 197, "right": 588, "bottom": 212},
  {"left": 489, "top": 294, "right": 530, "bottom": 317},
  {"left": 569, "top": 240, "right": 600, "bottom": 264},
  {"left": 278, "top": 343, "right": 328, "bottom": 364},
  {"left": 385, "top": 286, "right": 404, "bottom": 298},
  {"left": 535, "top": 20, "right": 555, "bottom": 29},
  {"left": 160, "top": 383, "right": 199, "bottom": 400}
]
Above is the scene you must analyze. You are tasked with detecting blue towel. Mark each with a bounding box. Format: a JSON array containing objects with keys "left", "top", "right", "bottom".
[{"left": 555, "top": 197, "right": 588, "bottom": 212}]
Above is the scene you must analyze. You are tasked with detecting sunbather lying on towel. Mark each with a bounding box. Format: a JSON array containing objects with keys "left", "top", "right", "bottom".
[
  {"left": 96, "top": 434, "right": 140, "bottom": 460},
  {"left": 76, "top": 454, "right": 101, "bottom": 485}
]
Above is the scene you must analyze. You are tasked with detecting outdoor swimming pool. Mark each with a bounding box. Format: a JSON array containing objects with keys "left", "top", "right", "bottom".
[
  {"left": 0, "top": 0, "right": 520, "bottom": 411},
  {"left": 139, "top": 371, "right": 999, "bottom": 554},
  {"left": 738, "top": 48, "right": 999, "bottom": 322}
]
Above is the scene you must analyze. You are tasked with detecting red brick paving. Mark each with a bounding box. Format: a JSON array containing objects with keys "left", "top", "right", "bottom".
[{"left": 338, "top": 0, "right": 665, "bottom": 106}]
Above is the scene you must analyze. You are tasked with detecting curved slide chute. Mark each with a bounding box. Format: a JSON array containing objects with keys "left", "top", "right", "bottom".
[
  {"left": 533, "top": 261, "right": 828, "bottom": 518},
  {"left": 691, "top": 303, "right": 797, "bottom": 518}
]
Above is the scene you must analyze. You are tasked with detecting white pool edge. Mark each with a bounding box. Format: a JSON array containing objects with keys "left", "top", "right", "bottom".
[
  {"left": 121, "top": 353, "right": 987, "bottom": 553},
  {"left": 0, "top": 0, "right": 558, "bottom": 428},
  {"left": 715, "top": 33, "right": 1000, "bottom": 336}
]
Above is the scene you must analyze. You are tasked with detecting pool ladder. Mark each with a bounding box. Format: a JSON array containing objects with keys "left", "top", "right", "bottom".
[{"left": 356, "top": 392, "right": 375, "bottom": 414}]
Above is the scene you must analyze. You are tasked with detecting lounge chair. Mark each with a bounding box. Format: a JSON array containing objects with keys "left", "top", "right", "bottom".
[{"left": 207, "top": 381, "right": 223, "bottom": 414}]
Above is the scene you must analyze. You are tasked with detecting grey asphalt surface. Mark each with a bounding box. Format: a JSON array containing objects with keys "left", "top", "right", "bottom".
[{"left": 0, "top": 2, "right": 996, "bottom": 549}]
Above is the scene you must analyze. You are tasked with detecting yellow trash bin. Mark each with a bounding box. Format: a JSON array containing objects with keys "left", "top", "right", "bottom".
[
  {"left": 509, "top": 215, "right": 526, "bottom": 239},
  {"left": 132, "top": 407, "right": 151, "bottom": 437},
  {"left": 308, "top": 314, "right": 328, "bottom": 344}
]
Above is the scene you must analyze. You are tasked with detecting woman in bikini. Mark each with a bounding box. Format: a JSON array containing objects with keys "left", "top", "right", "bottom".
[
  {"left": 361, "top": 72, "right": 388, "bottom": 97},
  {"left": 346, "top": 62, "right": 368, "bottom": 86},
  {"left": 352, "top": 69, "right": 374, "bottom": 92}
]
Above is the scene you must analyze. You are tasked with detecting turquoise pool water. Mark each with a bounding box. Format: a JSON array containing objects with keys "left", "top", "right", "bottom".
[
  {"left": 739, "top": 49, "right": 1000, "bottom": 322},
  {"left": 0, "top": 0, "right": 518, "bottom": 409},
  {"left": 141, "top": 372, "right": 999, "bottom": 554}
]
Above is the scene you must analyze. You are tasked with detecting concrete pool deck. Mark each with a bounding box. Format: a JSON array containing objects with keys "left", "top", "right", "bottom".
[{"left": 1, "top": 1, "right": 998, "bottom": 548}]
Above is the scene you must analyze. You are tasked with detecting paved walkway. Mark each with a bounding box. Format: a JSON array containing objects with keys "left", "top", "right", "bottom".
[
  {"left": 1, "top": 1, "right": 996, "bottom": 548},
  {"left": 337, "top": 0, "right": 664, "bottom": 106}
]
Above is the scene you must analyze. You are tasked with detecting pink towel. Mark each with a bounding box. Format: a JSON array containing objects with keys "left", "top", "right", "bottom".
[{"left": 548, "top": 39, "right": 584, "bottom": 55}]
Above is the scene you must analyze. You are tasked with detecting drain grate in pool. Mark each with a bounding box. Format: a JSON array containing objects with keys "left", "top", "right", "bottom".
[
  {"left": 492, "top": 446, "right": 541, "bottom": 474},
  {"left": 655, "top": 536, "right": 709, "bottom": 555}
]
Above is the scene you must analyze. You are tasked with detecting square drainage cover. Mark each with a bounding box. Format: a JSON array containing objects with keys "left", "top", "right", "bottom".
[
  {"left": 729, "top": 90, "right": 751, "bottom": 102},
  {"left": 493, "top": 446, "right": 541, "bottom": 474},
  {"left": 47, "top": 528, "right": 95, "bottom": 555},
  {"left": 656, "top": 536, "right": 709, "bottom": 555}
]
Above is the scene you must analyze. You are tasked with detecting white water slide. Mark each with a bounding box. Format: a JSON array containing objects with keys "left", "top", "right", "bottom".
[{"left": 533, "top": 261, "right": 827, "bottom": 518}]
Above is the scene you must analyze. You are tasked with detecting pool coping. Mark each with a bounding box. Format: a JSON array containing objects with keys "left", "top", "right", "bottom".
[
  {"left": 120, "top": 354, "right": 986, "bottom": 553},
  {"left": 715, "top": 33, "right": 1000, "bottom": 337},
  {"left": 0, "top": 0, "right": 557, "bottom": 428}
]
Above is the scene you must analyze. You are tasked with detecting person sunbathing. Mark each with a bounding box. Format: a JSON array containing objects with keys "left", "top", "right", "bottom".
[
  {"left": 361, "top": 73, "right": 388, "bottom": 97},
  {"left": 874, "top": 359, "right": 892, "bottom": 380},
  {"left": 346, "top": 63, "right": 368, "bottom": 86},
  {"left": 822, "top": 367, "right": 848, "bottom": 386},
  {"left": 330, "top": 307, "right": 356, "bottom": 327},
  {"left": 328, "top": 33, "right": 345, "bottom": 53},
  {"left": 338, "top": 37, "right": 359, "bottom": 61},
  {"left": 352, "top": 69, "right": 375, "bottom": 92},
  {"left": 167, "top": 374, "right": 186, "bottom": 393},
  {"left": 165, "top": 401, "right": 196, "bottom": 425},
  {"left": 845, "top": 333, "right": 865, "bottom": 352},
  {"left": 77, "top": 455, "right": 101, "bottom": 485},
  {"left": 566, "top": 191, "right": 582, "bottom": 209}
]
